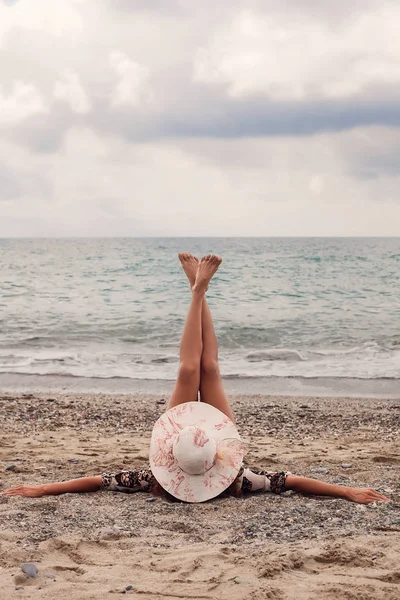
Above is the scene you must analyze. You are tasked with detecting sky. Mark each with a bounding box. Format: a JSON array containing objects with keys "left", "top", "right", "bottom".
[{"left": 0, "top": 0, "right": 399, "bottom": 237}]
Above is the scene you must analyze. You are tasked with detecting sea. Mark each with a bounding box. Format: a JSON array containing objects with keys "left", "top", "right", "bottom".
[{"left": 1, "top": 237, "right": 400, "bottom": 397}]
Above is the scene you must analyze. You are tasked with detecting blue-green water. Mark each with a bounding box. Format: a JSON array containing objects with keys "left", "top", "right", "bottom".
[{"left": 1, "top": 238, "right": 400, "bottom": 382}]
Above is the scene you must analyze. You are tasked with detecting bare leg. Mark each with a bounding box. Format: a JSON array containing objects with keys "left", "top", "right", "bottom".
[
  {"left": 168, "top": 255, "right": 222, "bottom": 410},
  {"left": 178, "top": 253, "right": 234, "bottom": 421},
  {"left": 200, "top": 302, "right": 235, "bottom": 422}
]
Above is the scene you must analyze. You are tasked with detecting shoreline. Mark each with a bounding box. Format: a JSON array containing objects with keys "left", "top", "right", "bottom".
[{"left": 1, "top": 372, "right": 400, "bottom": 399}]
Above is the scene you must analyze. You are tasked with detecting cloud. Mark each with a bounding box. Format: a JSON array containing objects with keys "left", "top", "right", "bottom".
[
  {"left": 0, "top": 81, "right": 47, "bottom": 126},
  {"left": 0, "top": 163, "right": 22, "bottom": 200},
  {"left": 0, "top": 156, "right": 53, "bottom": 204},
  {"left": 109, "top": 51, "right": 152, "bottom": 108},
  {"left": 0, "top": 0, "right": 83, "bottom": 45},
  {"left": 1, "top": 124, "right": 399, "bottom": 237},
  {"left": 193, "top": 6, "right": 400, "bottom": 101},
  {"left": 0, "top": 0, "right": 400, "bottom": 237},
  {"left": 53, "top": 70, "right": 91, "bottom": 114},
  {"left": 1, "top": 0, "right": 400, "bottom": 146}
]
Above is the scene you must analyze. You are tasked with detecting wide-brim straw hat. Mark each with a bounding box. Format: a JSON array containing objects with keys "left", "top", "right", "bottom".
[{"left": 149, "top": 401, "right": 244, "bottom": 503}]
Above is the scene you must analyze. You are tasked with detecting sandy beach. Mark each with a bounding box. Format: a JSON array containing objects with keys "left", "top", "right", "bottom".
[{"left": 0, "top": 391, "right": 399, "bottom": 599}]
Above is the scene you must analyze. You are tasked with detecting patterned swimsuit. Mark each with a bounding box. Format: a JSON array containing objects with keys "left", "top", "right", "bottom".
[{"left": 101, "top": 466, "right": 288, "bottom": 498}]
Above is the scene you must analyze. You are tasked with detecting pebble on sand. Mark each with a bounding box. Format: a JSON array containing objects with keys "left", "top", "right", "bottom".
[
  {"left": 21, "top": 563, "right": 39, "bottom": 578},
  {"left": 310, "top": 466, "right": 329, "bottom": 474},
  {"left": 5, "top": 464, "right": 17, "bottom": 471}
]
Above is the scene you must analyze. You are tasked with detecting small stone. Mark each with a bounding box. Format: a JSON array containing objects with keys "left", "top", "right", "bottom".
[
  {"left": 67, "top": 459, "right": 80, "bottom": 464},
  {"left": 44, "top": 573, "right": 56, "bottom": 579},
  {"left": 101, "top": 528, "right": 115, "bottom": 536},
  {"left": 341, "top": 463, "right": 353, "bottom": 469},
  {"left": 234, "top": 577, "right": 243, "bottom": 584},
  {"left": 21, "top": 563, "right": 38, "bottom": 578},
  {"left": 146, "top": 497, "right": 156, "bottom": 503},
  {"left": 15, "top": 587, "right": 24, "bottom": 590},
  {"left": 371, "top": 555, "right": 377, "bottom": 561},
  {"left": 310, "top": 466, "right": 329, "bottom": 474},
  {"left": 126, "top": 585, "right": 133, "bottom": 591},
  {"left": 5, "top": 464, "right": 17, "bottom": 471}
]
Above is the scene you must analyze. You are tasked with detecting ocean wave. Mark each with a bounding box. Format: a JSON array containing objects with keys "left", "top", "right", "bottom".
[
  {"left": 0, "top": 370, "right": 399, "bottom": 382},
  {"left": 246, "top": 349, "right": 306, "bottom": 362}
]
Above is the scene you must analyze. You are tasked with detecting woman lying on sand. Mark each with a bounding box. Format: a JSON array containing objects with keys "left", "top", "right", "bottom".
[{"left": 4, "top": 254, "right": 391, "bottom": 505}]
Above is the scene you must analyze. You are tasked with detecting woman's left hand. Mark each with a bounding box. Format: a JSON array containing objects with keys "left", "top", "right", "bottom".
[{"left": 345, "top": 487, "right": 391, "bottom": 504}]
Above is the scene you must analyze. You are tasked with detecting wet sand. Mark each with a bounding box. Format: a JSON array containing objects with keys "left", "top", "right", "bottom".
[{"left": 0, "top": 391, "right": 399, "bottom": 599}]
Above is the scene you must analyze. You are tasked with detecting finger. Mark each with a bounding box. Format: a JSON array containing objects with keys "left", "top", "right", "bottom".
[
  {"left": 369, "top": 489, "right": 391, "bottom": 501},
  {"left": 368, "top": 493, "right": 390, "bottom": 503}
]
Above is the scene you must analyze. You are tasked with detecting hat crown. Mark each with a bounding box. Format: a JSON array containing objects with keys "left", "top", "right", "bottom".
[{"left": 173, "top": 425, "right": 217, "bottom": 475}]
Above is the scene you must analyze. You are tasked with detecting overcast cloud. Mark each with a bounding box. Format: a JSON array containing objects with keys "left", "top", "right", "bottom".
[{"left": 0, "top": 0, "right": 399, "bottom": 236}]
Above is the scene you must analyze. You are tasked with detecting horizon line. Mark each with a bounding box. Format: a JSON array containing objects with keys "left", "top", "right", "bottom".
[{"left": 0, "top": 235, "right": 399, "bottom": 240}]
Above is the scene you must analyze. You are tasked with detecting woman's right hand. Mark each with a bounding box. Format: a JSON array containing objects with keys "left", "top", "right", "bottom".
[
  {"left": 2, "top": 484, "right": 46, "bottom": 498},
  {"left": 345, "top": 487, "right": 391, "bottom": 504}
]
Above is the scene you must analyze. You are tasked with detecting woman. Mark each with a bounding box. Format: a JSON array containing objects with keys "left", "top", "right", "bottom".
[{"left": 3, "top": 254, "right": 390, "bottom": 505}]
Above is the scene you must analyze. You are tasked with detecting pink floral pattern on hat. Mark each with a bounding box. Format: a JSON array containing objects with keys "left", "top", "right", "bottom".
[{"left": 150, "top": 402, "right": 244, "bottom": 503}]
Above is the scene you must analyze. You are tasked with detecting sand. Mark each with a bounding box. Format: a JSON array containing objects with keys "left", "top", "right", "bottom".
[{"left": 0, "top": 391, "right": 399, "bottom": 599}]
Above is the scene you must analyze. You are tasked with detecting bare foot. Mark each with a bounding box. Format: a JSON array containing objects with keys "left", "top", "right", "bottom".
[
  {"left": 178, "top": 252, "right": 199, "bottom": 288},
  {"left": 2, "top": 484, "right": 46, "bottom": 498},
  {"left": 192, "top": 255, "right": 222, "bottom": 294}
]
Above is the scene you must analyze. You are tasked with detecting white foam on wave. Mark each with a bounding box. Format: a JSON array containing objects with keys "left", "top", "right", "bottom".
[{"left": 246, "top": 349, "right": 306, "bottom": 362}]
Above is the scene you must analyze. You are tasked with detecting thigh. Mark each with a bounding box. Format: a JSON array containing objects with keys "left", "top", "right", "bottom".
[
  {"left": 199, "top": 375, "right": 234, "bottom": 422},
  {"left": 167, "top": 372, "right": 199, "bottom": 410}
]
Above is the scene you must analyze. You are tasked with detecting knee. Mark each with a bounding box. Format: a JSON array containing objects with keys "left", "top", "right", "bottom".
[
  {"left": 177, "top": 361, "right": 199, "bottom": 383},
  {"left": 201, "top": 357, "right": 220, "bottom": 378}
]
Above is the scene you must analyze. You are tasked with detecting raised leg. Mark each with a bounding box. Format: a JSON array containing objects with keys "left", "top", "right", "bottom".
[
  {"left": 168, "top": 255, "right": 222, "bottom": 410},
  {"left": 200, "top": 301, "right": 235, "bottom": 422},
  {"left": 178, "top": 253, "right": 234, "bottom": 421}
]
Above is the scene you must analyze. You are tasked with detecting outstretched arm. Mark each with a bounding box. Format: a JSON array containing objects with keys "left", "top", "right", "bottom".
[
  {"left": 285, "top": 475, "right": 391, "bottom": 504},
  {"left": 3, "top": 476, "right": 103, "bottom": 498}
]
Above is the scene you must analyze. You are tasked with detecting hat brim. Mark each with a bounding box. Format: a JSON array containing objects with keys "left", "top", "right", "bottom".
[{"left": 149, "top": 402, "right": 244, "bottom": 503}]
